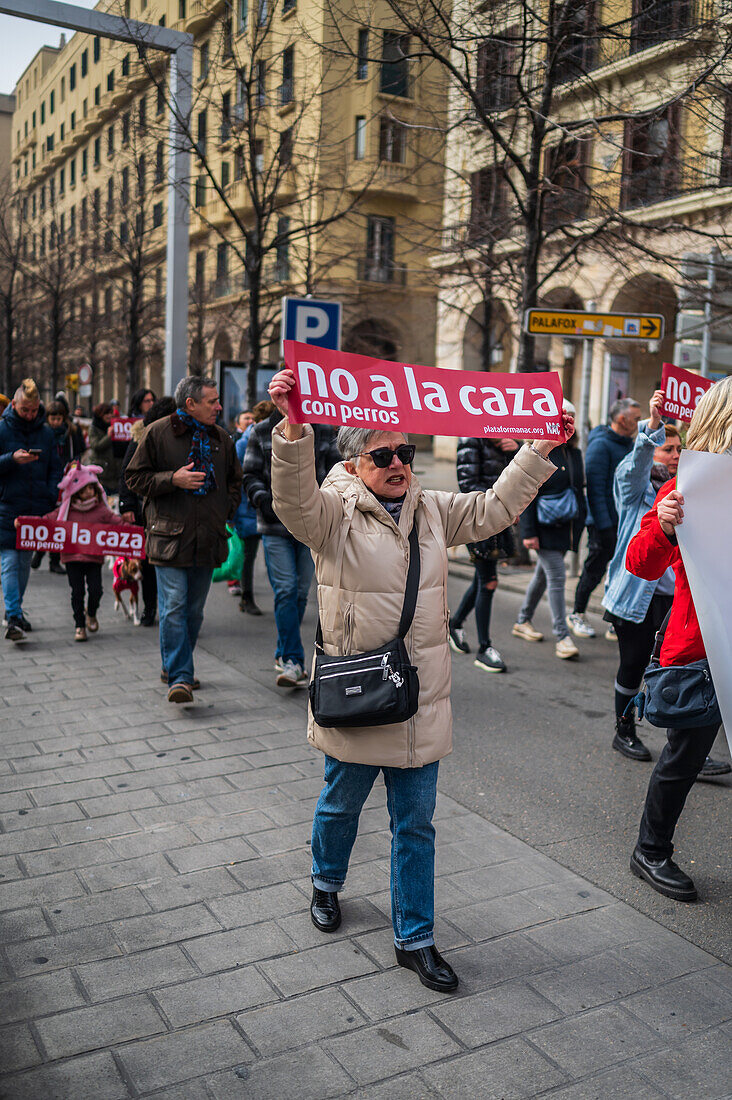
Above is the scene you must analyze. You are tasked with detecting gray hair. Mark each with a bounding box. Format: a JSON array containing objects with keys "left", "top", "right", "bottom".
[
  {"left": 609, "top": 397, "right": 640, "bottom": 423},
  {"left": 337, "top": 426, "right": 408, "bottom": 464},
  {"left": 174, "top": 375, "right": 217, "bottom": 408}
]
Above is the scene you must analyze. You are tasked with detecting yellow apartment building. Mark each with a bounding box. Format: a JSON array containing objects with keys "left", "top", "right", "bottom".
[
  {"left": 434, "top": 0, "right": 732, "bottom": 454},
  {"left": 10, "top": 0, "right": 446, "bottom": 411}
]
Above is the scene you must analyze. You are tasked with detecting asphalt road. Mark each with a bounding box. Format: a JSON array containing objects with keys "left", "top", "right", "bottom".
[{"left": 200, "top": 555, "right": 731, "bottom": 963}]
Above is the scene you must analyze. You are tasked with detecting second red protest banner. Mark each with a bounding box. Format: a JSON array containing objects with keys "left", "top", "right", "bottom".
[
  {"left": 283, "top": 342, "right": 565, "bottom": 441},
  {"left": 661, "top": 362, "right": 714, "bottom": 423}
]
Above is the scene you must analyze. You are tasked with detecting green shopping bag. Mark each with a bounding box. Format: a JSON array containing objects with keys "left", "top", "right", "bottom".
[{"left": 212, "top": 525, "right": 245, "bottom": 582}]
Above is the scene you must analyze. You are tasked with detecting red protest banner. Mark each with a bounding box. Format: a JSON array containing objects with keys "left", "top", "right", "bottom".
[
  {"left": 661, "top": 363, "right": 714, "bottom": 423},
  {"left": 283, "top": 342, "right": 565, "bottom": 441},
  {"left": 16, "top": 518, "right": 145, "bottom": 559},
  {"left": 110, "top": 416, "right": 142, "bottom": 443}
]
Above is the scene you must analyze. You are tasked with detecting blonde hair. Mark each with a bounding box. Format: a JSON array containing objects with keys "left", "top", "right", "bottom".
[
  {"left": 686, "top": 376, "right": 732, "bottom": 454},
  {"left": 14, "top": 378, "right": 39, "bottom": 403}
]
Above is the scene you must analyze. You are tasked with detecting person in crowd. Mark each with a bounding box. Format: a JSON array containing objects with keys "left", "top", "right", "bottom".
[
  {"left": 234, "top": 410, "right": 255, "bottom": 440},
  {"left": 85, "top": 403, "right": 124, "bottom": 495},
  {"left": 34, "top": 461, "right": 123, "bottom": 642},
  {"left": 242, "top": 402, "right": 340, "bottom": 687},
  {"left": 232, "top": 400, "right": 273, "bottom": 613},
  {"left": 513, "top": 402, "right": 586, "bottom": 660},
  {"left": 448, "top": 435, "right": 519, "bottom": 673},
  {"left": 266, "top": 365, "right": 571, "bottom": 993},
  {"left": 119, "top": 396, "right": 176, "bottom": 627},
  {"left": 31, "top": 399, "right": 86, "bottom": 575},
  {"left": 567, "top": 397, "right": 642, "bottom": 639},
  {"left": 626, "top": 376, "right": 732, "bottom": 902},
  {"left": 129, "top": 389, "right": 156, "bottom": 419},
  {"left": 125, "top": 376, "right": 242, "bottom": 704},
  {"left": 0, "top": 378, "right": 63, "bottom": 641}
]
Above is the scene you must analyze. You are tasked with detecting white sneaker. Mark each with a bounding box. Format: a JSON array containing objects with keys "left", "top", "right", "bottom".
[
  {"left": 512, "top": 621, "right": 544, "bottom": 642},
  {"left": 277, "top": 660, "right": 303, "bottom": 687},
  {"left": 228, "top": 582, "right": 242, "bottom": 597},
  {"left": 555, "top": 636, "right": 579, "bottom": 660},
  {"left": 474, "top": 646, "right": 507, "bottom": 673},
  {"left": 605, "top": 624, "right": 618, "bottom": 642},
  {"left": 566, "top": 612, "right": 596, "bottom": 639}
]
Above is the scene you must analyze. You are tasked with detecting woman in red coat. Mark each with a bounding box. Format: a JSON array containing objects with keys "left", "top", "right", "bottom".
[{"left": 625, "top": 376, "right": 732, "bottom": 902}]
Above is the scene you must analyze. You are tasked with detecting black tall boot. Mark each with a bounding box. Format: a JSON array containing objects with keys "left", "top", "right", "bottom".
[{"left": 613, "top": 714, "right": 651, "bottom": 761}]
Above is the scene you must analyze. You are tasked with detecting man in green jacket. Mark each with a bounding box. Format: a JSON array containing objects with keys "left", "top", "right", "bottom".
[{"left": 125, "top": 375, "right": 242, "bottom": 703}]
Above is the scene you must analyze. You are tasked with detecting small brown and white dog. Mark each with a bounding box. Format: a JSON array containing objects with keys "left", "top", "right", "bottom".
[{"left": 112, "top": 557, "right": 143, "bottom": 625}]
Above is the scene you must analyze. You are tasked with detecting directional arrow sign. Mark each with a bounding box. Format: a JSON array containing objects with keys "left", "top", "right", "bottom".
[{"left": 525, "top": 309, "right": 665, "bottom": 341}]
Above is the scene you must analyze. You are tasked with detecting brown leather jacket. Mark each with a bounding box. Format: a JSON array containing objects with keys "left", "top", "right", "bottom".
[{"left": 125, "top": 413, "right": 242, "bottom": 568}]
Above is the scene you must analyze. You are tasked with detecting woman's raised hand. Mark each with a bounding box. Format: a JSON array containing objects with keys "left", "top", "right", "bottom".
[
  {"left": 649, "top": 389, "right": 665, "bottom": 430},
  {"left": 268, "top": 368, "right": 297, "bottom": 418},
  {"left": 657, "top": 489, "right": 684, "bottom": 537},
  {"left": 532, "top": 411, "right": 575, "bottom": 458}
]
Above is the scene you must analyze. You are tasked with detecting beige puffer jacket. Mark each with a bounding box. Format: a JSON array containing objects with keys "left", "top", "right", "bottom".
[{"left": 271, "top": 426, "right": 556, "bottom": 768}]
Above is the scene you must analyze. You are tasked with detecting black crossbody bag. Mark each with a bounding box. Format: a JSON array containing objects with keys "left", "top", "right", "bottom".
[{"left": 309, "top": 525, "right": 421, "bottom": 729}]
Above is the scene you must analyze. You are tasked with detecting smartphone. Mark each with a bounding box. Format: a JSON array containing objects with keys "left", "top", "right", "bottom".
[{"left": 27, "top": 448, "right": 42, "bottom": 456}]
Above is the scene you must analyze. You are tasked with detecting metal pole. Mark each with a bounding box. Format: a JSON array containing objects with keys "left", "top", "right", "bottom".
[
  {"left": 700, "top": 247, "right": 719, "bottom": 378},
  {"left": 578, "top": 299, "right": 595, "bottom": 451},
  {"left": 165, "top": 42, "right": 193, "bottom": 395}
]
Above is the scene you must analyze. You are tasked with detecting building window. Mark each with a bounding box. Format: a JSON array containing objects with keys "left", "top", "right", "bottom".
[
  {"left": 122, "top": 112, "right": 130, "bottom": 145},
  {"left": 94, "top": 36, "right": 101, "bottom": 63},
  {"left": 139, "top": 96, "right": 147, "bottom": 131},
  {"left": 257, "top": 60, "right": 266, "bottom": 106},
  {"left": 153, "top": 201, "right": 163, "bottom": 227},
  {"left": 279, "top": 126, "right": 293, "bottom": 166},
  {"left": 41, "top": 101, "right": 45, "bottom": 124},
  {"left": 81, "top": 49, "right": 88, "bottom": 77},
  {"left": 357, "top": 28, "right": 369, "bottom": 79},
  {"left": 104, "top": 229, "right": 113, "bottom": 252},
  {"left": 621, "top": 106, "right": 681, "bottom": 209},
  {"left": 477, "top": 34, "right": 515, "bottom": 112},
  {"left": 238, "top": 0, "right": 248, "bottom": 32},
  {"left": 107, "top": 70, "right": 115, "bottom": 92},
  {"left": 221, "top": 92, "right": 231, "bottom": 143},
  {"left": 283, "top": 0, "right": 295, "bottom": 13},
  {"left": 104, "top": 289, "right": 113, "bottom": 319},
  {"left": 157, "top": 83, "right": 165, "bottom": 115},
  {"left": 258, "top": 0, "right": 267, "bottom": 24},
  {"left": 61, "top": 77, "right": 65, "bottom": 102},
  {"left": 81, "top": 148, "right": 88, "bottom": 177},
  {"left": 69, "top": 63, "right": 76, "bottom": 91},
  {"left": 280, "top": 46, "right": 294, "bottom": 105},
  {"left": 544, "top": 139, "right": 589, "bottom": 228},
  {"left": 155, "top": 141, "right": 165, "bottom": 184},
  {"left": 354, "top": 116, "right": 366, "bottom": 160},
  {"left": 215, "top": 241, "right": 229, "bottom": 295},
  {"left": 555, "top": 1, "right": 596, "bottom": 83},
  {"left": 94, "top": 136, "right": 101, "bottom": 166},
  {"left": 71, "top": 110, "right": 76, "bottom": 131},
  {"left": 94, "top": 85, "right": 100, "bottom": 106},
  {"left": 195, "top": 175, "right": 206, "bottom": 206},
  {"left": 82, "top": 98, "right": 87, "bottom": 118},
  {"left": 50, "top": 90, "right": 55, "bottom": 114},
  {"left": 223, "top": 19, "right": 234, "bottom": 59},
  {"left": 379, "top": 117, "right": 405, "bottom": 162},
  {"left": 137, "top": 155, "right": 146, "bottom": 195},
  {"left": 275, "top": 215, "right": 290, "bottom": 279},
  {"left": 469, "top": 166, "right": 507, "bottom": 242},
  {"left": 234, "top": 149, "right": 244, "bottom": 180},
  {"left": 69, "top": 206, "right": 75, "bottom": 238},
  {"left": 107, "top": 177, "right": 114, "bottom": 216},
  {"left": 121, "top": 166, "right": 129, "bottom": 206},
  {"left": 195, "top": 250, "right": 205, "bottom": 288},
  {"left": 60, "top": 122, "right": 65, "bottom": 141},
  {"left": 254, "top": 139, "right": 264, "bottom": 174},
  {"left": 122, "top": 53, "right": 130, "bottom": 77},
  {"left": 630, "top": 0, "right": 692, "bottom": 54},
  {"left": 380, "top": 32, "right": 409, "bottom": 98},
  {"left": 70, "top": 158, "right": 76, "bottom": 187},
  {"left": 197, "top": 109, "right": 207, "bottom": 155},
  {"left": 107, "top": 125, "right": 115, "bottom": 157},
  {"left": 721, "top": 88, "right": 732, "bottom": 185},
  {"left": 200, "top": 42, "right": 209, "bottom": 81},
  {"left": 178, "top": 0, "right": 186, "bottom": 19},
  {"left": 47, "top": 134, "right": 54, "bottom": 153},
  {"left": 221, "top": 160, "right": 230, "bottom": 188},
  {"left": 80, "top": 197, "right": 87, "bottom": 230},
  {"left": 59, "top": 167, "right": 65, "bottom": 195},
  {"left": 364, "top": 215, "right": 395, "bottom": 281}
]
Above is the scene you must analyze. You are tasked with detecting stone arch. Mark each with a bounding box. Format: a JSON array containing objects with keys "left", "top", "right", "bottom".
[
  {"left": 212, "top": 331, "right": 233, "bottom": 363},
  {"left": 536, "top": 286, "right": 585, "bottom": 407},
  {"left": 343, "top": 318, "right": 399, "bottom": 361},
  {"left": 461, "top": 299, "right": 513, "bottom": 373}
]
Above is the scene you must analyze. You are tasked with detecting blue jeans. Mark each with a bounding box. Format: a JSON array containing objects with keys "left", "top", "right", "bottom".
[
  {"left": 155, "top": 565, "right": 212, "bottom": 686},
  {"left": 311, "top": 755, "right": 439, "bottom": 950},
  {"left": 262, "top": 534, "right": 314, "bottom": 666},
  {"left": 1, "top": 549, "right": 33, "bottom": 620}
]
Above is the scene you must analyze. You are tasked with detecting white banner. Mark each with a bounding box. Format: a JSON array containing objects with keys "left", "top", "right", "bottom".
[{"left": 676, "top": 450, "right": 732, "bottom": 753}]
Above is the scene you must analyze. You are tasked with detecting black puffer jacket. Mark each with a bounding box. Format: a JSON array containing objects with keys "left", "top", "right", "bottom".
[
  {"left": 456, "top": 437, "right": 515, "bottom": 494},
  {"left": 242, "top": 411, "right": 340, "bottom": 536},
  {"left": 519, "top": 443, "right": 587, "bottom": 553}
]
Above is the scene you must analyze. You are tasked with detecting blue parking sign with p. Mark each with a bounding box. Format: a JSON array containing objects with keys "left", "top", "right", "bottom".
[{"left": 281, "top": 297, "right": 341, "bottom": 355}]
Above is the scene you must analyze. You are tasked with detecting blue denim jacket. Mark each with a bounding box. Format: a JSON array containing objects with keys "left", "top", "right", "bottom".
[{"left": 602, "top": 419, "right": 671, "bottom": 623}]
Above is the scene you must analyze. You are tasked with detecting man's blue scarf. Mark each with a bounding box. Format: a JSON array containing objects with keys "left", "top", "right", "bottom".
[{"left": 176, "top": 409, "right": 217, "bottom": 495}]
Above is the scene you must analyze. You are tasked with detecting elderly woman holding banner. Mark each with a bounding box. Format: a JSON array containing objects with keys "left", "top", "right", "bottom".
[
  {"left": 267, "top": 366, "right": 573, "bottom": 992},
  {"left": 626, "top": 375, "right": 732, "bottom": 903}
]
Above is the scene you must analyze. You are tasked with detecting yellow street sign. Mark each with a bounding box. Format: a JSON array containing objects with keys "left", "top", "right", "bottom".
[{"left": 524, "top": 309, "right": 664, "bottom": 341}]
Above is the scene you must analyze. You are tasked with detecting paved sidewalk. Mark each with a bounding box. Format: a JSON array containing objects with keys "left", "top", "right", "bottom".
[{"left": 0, "top": 575, "right": 730, "bottom": 1099}]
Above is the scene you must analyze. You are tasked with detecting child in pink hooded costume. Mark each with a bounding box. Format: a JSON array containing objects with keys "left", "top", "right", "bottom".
[{"left": 42, "top": 461, "right": 123, "bottom": 641}]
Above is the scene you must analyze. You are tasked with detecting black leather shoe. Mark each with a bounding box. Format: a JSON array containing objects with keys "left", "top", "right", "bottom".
[
  {"left": 613, "top": 716, "right": 651, "bottom": 761},
  {"left": 395, "top": 945, "right": 458, "bottom": 992},
  {"left": 140, "top": 608, "right": 157, "bottom": 627},
  {"left": 697, "top": 756, "right": 731, "bottom": 781},
  {"left": 630, "top": 846, "right": 697, "bottom": 902},
  {"left": 310, "top": 887, "right": 341, "bottom": 932},
  {"left": 239, "top": 594, "right": 263, "bottom": 616}
]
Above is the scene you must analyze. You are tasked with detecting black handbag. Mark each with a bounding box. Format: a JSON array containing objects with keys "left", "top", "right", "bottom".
[
  {"left": 309, "top": 525, "right": 421, "bottom": 729},
  {"left": 631, "top": 611, "right": 722, "bottom": 730}
]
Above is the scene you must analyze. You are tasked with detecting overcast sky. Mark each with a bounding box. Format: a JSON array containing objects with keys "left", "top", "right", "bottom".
[{"left": 1, "top": 6, "right": 98, "bottom": 94}]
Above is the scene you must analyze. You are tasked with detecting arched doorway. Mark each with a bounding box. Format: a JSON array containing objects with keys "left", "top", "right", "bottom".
[
  {"left": 537, "top": 288, "right": 585, "bottom": 407},
  {"left": 343, "top": 319, "right": 399, "bottom": 360},
  {"left": 607, "top": 275, "right": 677, "bottom": 414}
]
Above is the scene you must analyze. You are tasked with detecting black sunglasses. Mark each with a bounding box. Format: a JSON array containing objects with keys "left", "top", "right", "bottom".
[{"left": 359, "top": 444, "right": 416, "bottom": 468}]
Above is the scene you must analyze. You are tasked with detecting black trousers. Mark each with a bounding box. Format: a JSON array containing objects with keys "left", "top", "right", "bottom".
[
  {"left": 65, "top": 562, "right": 103, "bottom": 628},
  {"left": 613, "top": 593, "right": 674, "bottom": 716},
  {"left": 574, "top": 525, "right": 616, "bottom": 614},
  {"left": 241, "top": 534, "right": 261, "bottom": 597},
  {"left": 141, "top": 560, "right": 157, "bottom": 616},
  {"left": 450, "top": 556, "right": 497, "bottom": 650},
  {"left": 638, "top": 722, "right": 720, "bottom": 860}
]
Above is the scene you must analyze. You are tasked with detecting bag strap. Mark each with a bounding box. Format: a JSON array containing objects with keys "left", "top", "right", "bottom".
[
  {"left": 315, "top": 521, "right": 420, "bottom": 650},
  {"left": 651, "top": 609, "right": 672, "bottom": 662}
]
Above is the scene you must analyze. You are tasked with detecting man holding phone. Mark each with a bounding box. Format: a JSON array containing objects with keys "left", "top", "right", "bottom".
[{"left": 0, "top": 378, "right": 62, "bottom": 640}]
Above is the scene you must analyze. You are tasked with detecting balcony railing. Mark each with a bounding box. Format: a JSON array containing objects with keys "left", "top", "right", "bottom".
[
  {"left": 357, "top": 258, "right": 407, "bottom": 285},
  {"left": 597, "top": 0, "right": 713, "bottom": 68}
]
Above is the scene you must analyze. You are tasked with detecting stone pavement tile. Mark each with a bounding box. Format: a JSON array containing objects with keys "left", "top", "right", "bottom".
[
  {"left": 196, "top": 736, "right": 283, "bottom": 760},
  {"left": 166, "top": 836, "right": 258, "bottom": 873},
  {"left": 706, "top": 963, "right": 732, "bottom": 993},
  {"left": 0, "top": 870, "right": 85, "bottom": 911},
  {"left": 76, "top": 739, "right": 152, "bottom": 762},
  {"left": 35, "top": 994, "right": 167, "bottom": 1059},
  {"left": 260, "top": 939, "right": 379, "bottom": 998},
  {"left": 206, "top": 1044, "right": 354, "bottom": 1100},
  {"left": 184, "top": 920, "right": 297, "bottom": 974},
  {"left": 52, "top": 811, "right": 140, "bottom": 844},
  {"left": 0, "top": 969, "right": 86, "bottom": 1026},
  {"left": 131, "top": 798, "right": 217, "bottom": 829},
  {"left": 235, "top": 987, "right": 365, "bottom": 1058},
  {"left": 140, "top": 867, "right": 241, "bottom": 911},
  {"left": 0, "top": 854, "right": 23, "bottom": 880},
  {"left": 530, "top": 1004, "right": 663, "bottom": 1076},
  {"left": 108, "top": 824, "right": 199, "bottom": 859},
  {"left": 209, "top": 882, "right": 306, "bottom": 930},
  {"left": 156, "top": 777, "right": 236, "bottom": 803},
  {"left": 10, "top": 749, "right": 86, "bottom": 773},
  {"left": 522, "top": 880, "right": 616, "bottom": 919},
  {"left": 76, "top": 945, "right": 197, "bottom": 1002},
  {"left": 145, "top": 730, "right": 217, "bottom": 753},
  {"left": 354, "top": 917, "right": 469, "bottom": 970},
  {"left": 31, "top": 777, "right": 111, "bottom": 806},
  {"left": 0, "top": 803, "right": 85, "bottom": 832},
  {"left": 227, "top": 763, "right": 306, "bottom": 792},
  {"left": 523, "top": 906, "right": 647, "bottom": 964},
  {"left": 229, "top": 850, "right": 310, "bottom": 891},
  {"left": 526, "top": 947, "right": 657, "bottom": 1014},
  {"left": 430, "top": 978, "right": 563, "bottom": 1046},
  {"left": 340, "top": 967, "right": 453, "bottom": 1022},
  {"left": 117, "top": 1019, "right": 252, "bottom": 1093},
  {"left": 0, "top": 905, "right": 52, "bottom": 943},
  {"left": 264, "top": 799, "right": 318, "bottom": 828},
  {"left": 0, "top": 1023, "right": 42, "bottom": 1074},
  {"left": 48, "top": 759, "right": 134, "bottom": 783},
  {"left": 422, "top": 1037, "right": 567, "bottom": 1098},
  {"left": 268, "top": 775, "right": 325, "bottom": 801},
  {"left": 48, "top": 885, "right": 151, "bottom": 932},
  {"left": 153, "top": 965, "right": 277, "bottom": 1027},
  {"left": 204, "top": 787, "right": 291, "bottom": 816},
  {"left": 164, "top": 757, "right": 255, "bottom": 784},
  {"left": 0, "top": 791, "right": 33, "bottom": 813},
  {"left": 614, "top": 931, "right": 720, "bottom": 985},
  {"left": 0, "top": 826, "right": 60, "bottom": 860},
  {"left": 622, "top": 971, "right": 732, "bottom": 1039},
  {"left": 341, "top": 1073, "right": 439, "bottom": 1100},
  {"left": 539, "top": 1065, "right": 668, "bottom": 1099},
  {"left": 339, "top": 860, "right": 391, "bottom": 897},
  {"left": 80, "top": 852, "right": 175, "bottom": 892},
  {"left": 277, "top": 897, "right": 388, "bottom": 952},
  {"left": 246, "top": 825, "right": 312, "bottom": 859},
  {"left": 5, "top": 924, "right": 121, "bottom": 978},
  {"left": 0, "top": 766, "right": 62, "bottom": 793},
  {"left": 442, "top": 933, "right": 558, "bottom": 994},
  {"left": 22, "top": 837, "right": 116, "bottom": 876},
  {"left": 447, "top": 893, "right": 554, "bottom": 941},
  {"left": 187, "top": 809, "right": 274, "bottom": 842},
  {"left": 447, "top": 858, "right": 563, "bottom": 904},
  {"left": 324, "top": 1012, "right": 460, "bottom": 1086},
  {"left": 129, "top": 747, "right": 206, "bottom": 771},
  {"left": 112, "top": 903, "right": 221, "bottom": 953},
  {"left": 634, "top": 1028, "right": 732, "bottom": 1099},
  {"left": 78, "top": 789, "right": 161, "bottom": 817},
  {"left": 0, "top": 1050, "right": 130, "bottom": 1100}
]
